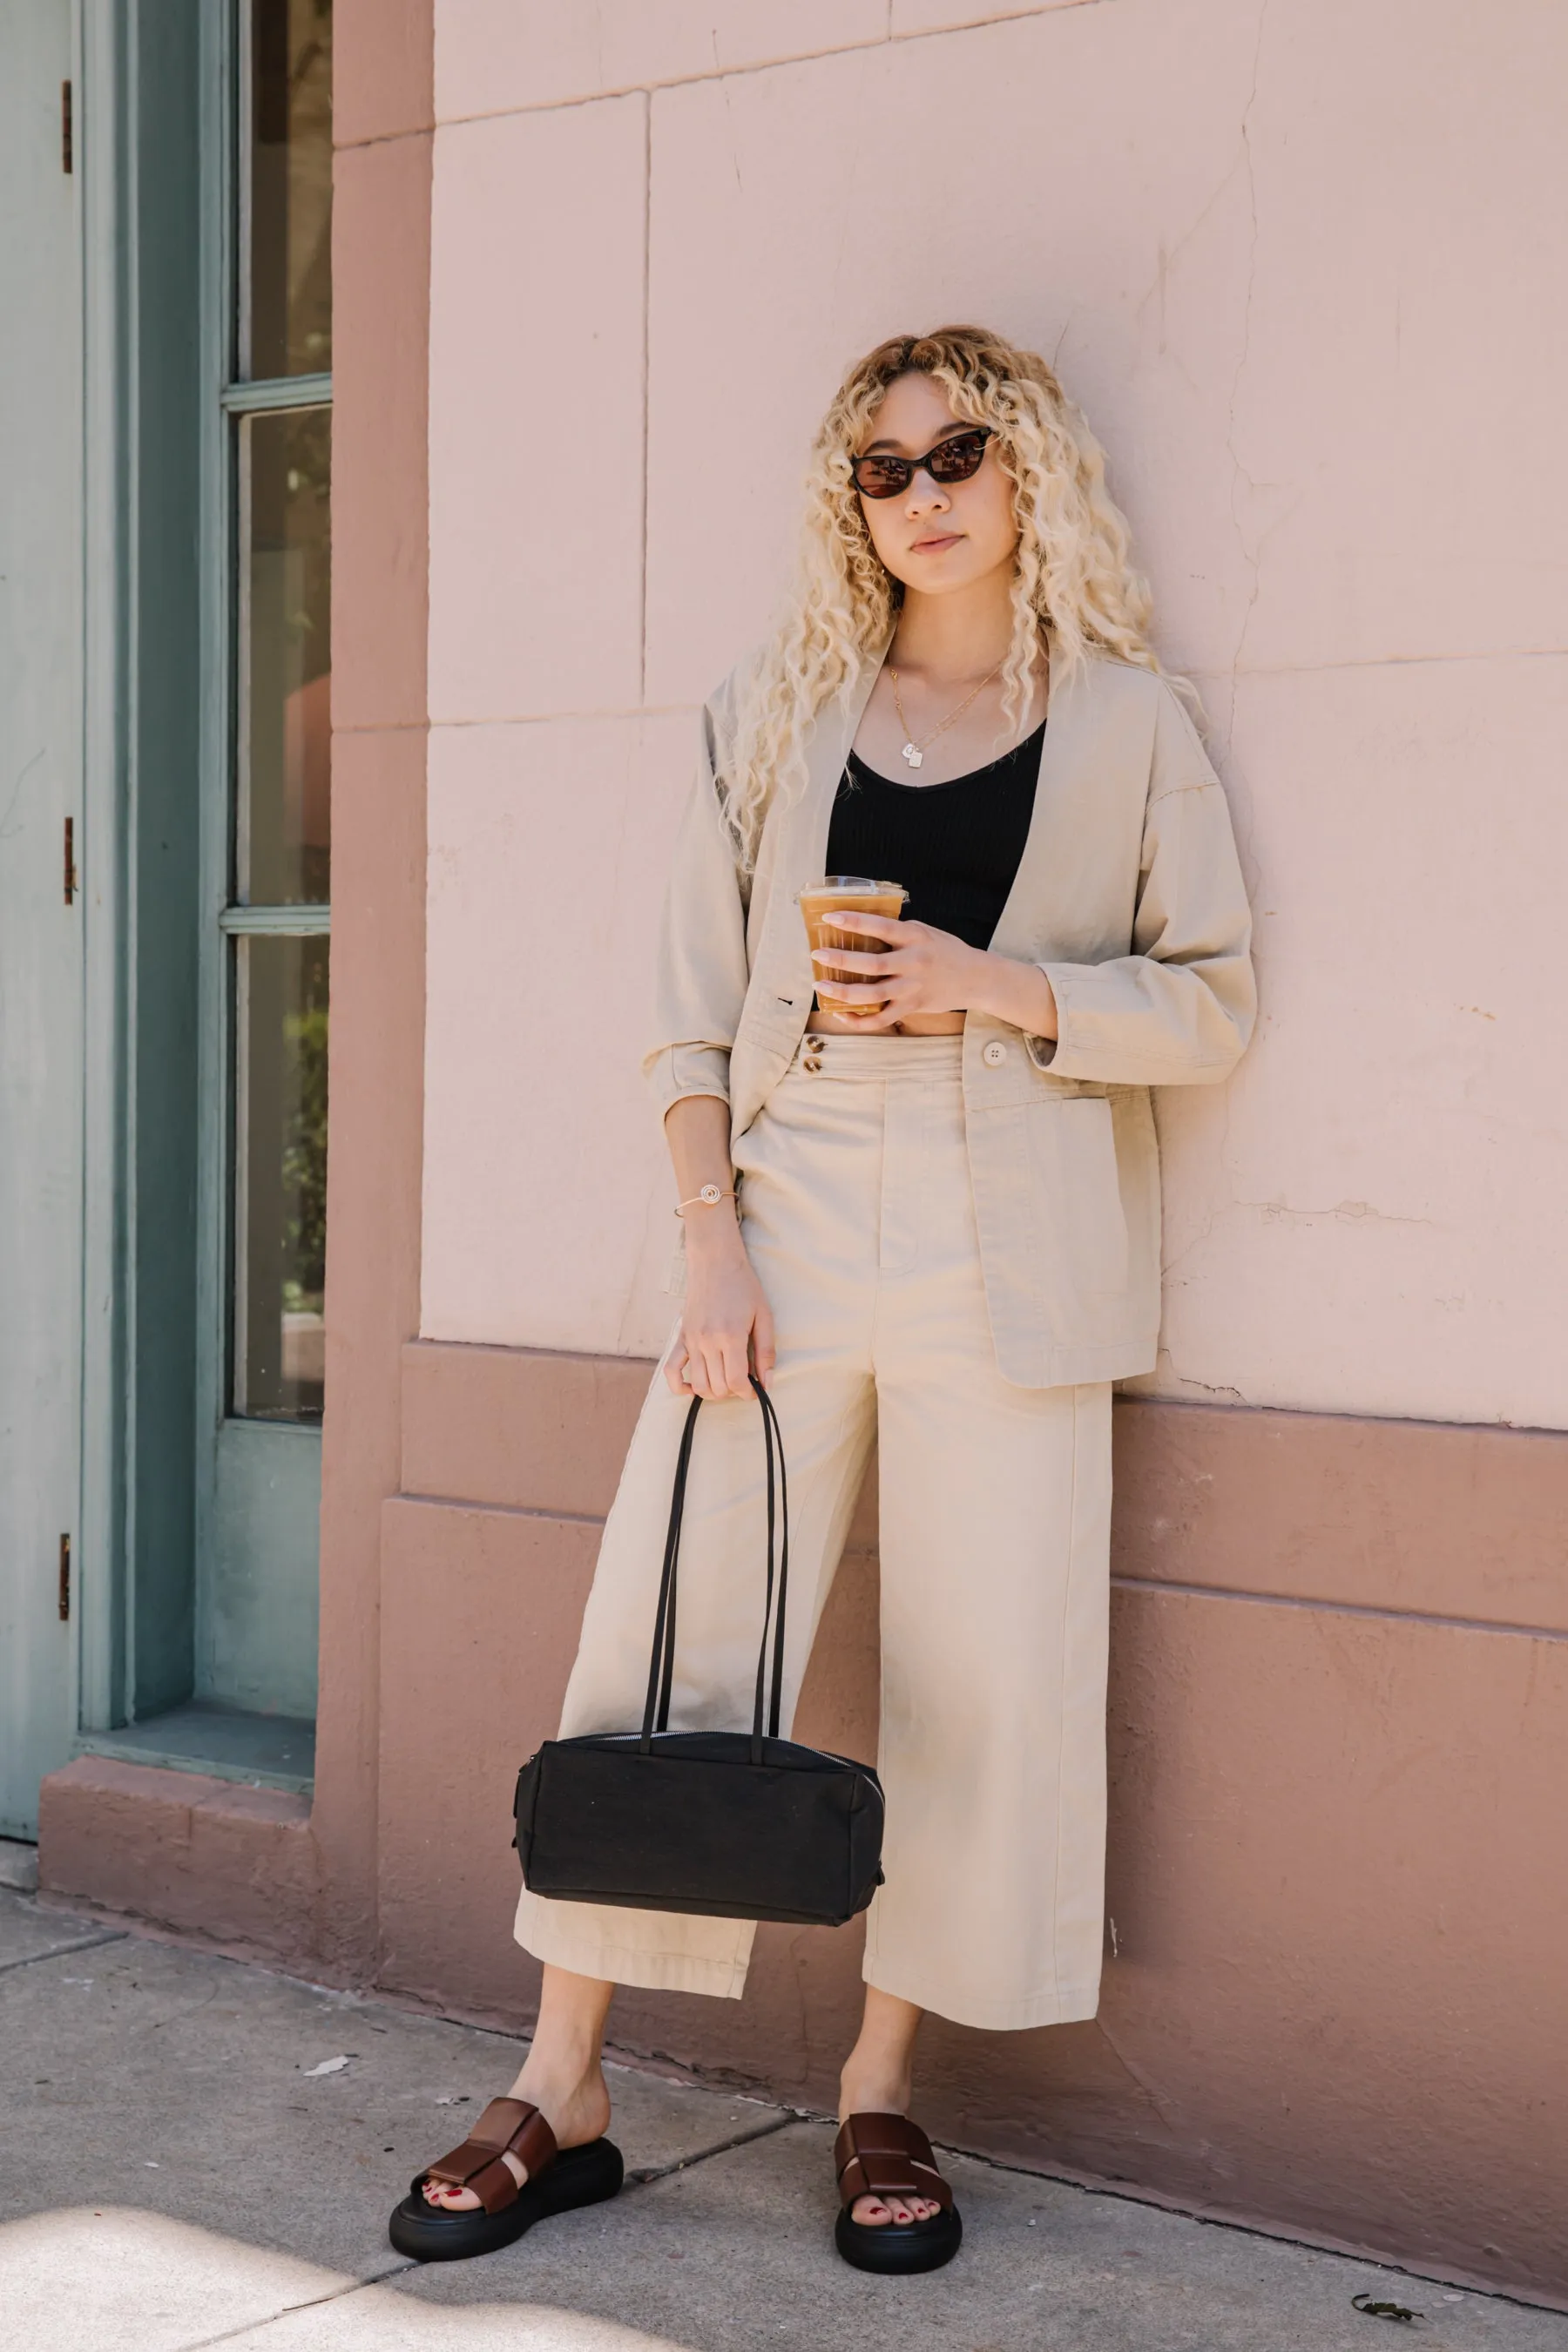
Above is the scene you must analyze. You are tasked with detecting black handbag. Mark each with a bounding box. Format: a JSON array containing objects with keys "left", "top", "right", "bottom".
[{"left": 514, "top": 1375, "right": 884, "bottom": 1927}]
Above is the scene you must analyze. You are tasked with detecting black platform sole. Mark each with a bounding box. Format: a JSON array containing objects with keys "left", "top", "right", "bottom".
[
  {"left": 835, "top": 2200, "right": 963, "bottom": 2274},
  {"left": 389, "top": 2137, "right": 625, "bottom": 2263}
]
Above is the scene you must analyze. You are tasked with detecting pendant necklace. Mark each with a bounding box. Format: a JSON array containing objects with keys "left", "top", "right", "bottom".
[{"left": 889, "top": 659, "right": 1004, "bottom": 769}]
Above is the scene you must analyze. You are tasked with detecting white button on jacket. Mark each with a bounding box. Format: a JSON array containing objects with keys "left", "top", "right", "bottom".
[{"left": 645, "top": 642, "right": 1257, "bottom": 1389}]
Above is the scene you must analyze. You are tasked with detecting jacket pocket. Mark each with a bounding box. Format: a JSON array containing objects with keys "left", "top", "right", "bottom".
[{"left": 1022, "top": 1095, "right": 1129, "bottom": 1301}]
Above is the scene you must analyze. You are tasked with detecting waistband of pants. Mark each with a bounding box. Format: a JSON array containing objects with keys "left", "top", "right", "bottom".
[{"left": 787, "top": 1031, "right": 966, "bottom": 1083}]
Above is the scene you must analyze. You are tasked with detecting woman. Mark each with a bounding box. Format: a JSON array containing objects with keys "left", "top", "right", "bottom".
[{"left": 391, "top": 326, "right": 1254, "bottom": 2274}]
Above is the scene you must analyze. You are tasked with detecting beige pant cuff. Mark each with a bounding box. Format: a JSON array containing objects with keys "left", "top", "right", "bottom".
[
  {"left": 862, "top": 1957, "right": 1102, "bottom": 2034},
  {"left": 515, "top": 1889, "right": 754, "bottom": 2002}
]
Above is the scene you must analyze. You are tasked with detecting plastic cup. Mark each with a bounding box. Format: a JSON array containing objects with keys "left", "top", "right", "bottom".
[{"left": 798, "top": 876, "right": 909, "bottom": 1016}]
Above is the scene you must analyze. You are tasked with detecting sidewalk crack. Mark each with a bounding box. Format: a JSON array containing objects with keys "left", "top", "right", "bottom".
[
  {"left": 0, "top": 1928, "right": 128, "bottom": 1977},
  {"left": 175, "top": 2261, "right": 416, "bottom": 2350},
  {"left": 165, "top": 2126, "right": 799, "bottom": 2346},
  {"left": 624, "top": 2109, "right": 799, "bottom": 2187}
]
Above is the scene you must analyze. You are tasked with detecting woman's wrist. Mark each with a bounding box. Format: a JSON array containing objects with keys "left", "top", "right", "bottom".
[
  {"left": 968, "top": 949, "right": 1058, "bottom": 1040},
  {"left": 682, "top": 1199, "right": 747, "bottom": 1258}
]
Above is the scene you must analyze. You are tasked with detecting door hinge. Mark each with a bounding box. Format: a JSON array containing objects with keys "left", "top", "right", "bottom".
[
  {"left": 58, "top": 1533, "right": 71, "bottom": 1621},
  {"left": 64, "top": 816, "right": 77, "bottom": 903},
  {"left": 62, "top": 80, "right": 73, "bottom": 174}
]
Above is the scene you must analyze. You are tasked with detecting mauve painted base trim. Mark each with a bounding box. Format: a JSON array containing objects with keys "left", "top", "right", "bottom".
[
  {"left": 38, "top": 1756, "right": 319, "bottom": 1966},
  {"left": 38, "top": 1347, "right": 1568, "bottom": 2302}
]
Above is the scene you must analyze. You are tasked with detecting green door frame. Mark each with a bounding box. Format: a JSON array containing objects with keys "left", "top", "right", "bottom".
[
  {"left": 0, "top": 0, "right": 85, "bottom": 1837},
  {"left": 78, "top": 0, "right": 206, "bottom": 1738},
  {"left": 76, "top": 0, "right": 325, "bottom": 1777},
  {"left": 195, "top": 0, "right": 328, "bottom": 1728},
  {"left": 77, "top": 0, "right": 120, "bottom": 1744}
]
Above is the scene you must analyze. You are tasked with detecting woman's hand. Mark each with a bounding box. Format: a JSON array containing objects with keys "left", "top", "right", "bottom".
[
  {"left": 812, "top": 915, "right": 1059, "bottom": 1037},
  {"left": 665, "top": 1211, "right": 776, "bottom": 1401},
  {"left": 660, "top": 1092, "right": 774, "bottom": 1400}
]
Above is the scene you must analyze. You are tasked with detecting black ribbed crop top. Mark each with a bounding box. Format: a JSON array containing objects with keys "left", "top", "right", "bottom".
[{"left": 822, "top": 720, "right": 1045, "bottom": 952}]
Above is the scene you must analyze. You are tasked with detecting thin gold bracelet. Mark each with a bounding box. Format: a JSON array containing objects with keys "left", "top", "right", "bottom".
[{"left": 673, "top": 1185, "right": 738, "bottom": 1220}]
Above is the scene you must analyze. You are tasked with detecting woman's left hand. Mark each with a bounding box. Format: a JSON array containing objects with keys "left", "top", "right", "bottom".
[{"left": 811, "top": 914, "right": 1058, "bottom": 1037}]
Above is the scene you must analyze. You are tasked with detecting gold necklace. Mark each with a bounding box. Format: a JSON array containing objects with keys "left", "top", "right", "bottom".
[{"left": 889, "top": 661, "right": 1004, "bottom": 769}]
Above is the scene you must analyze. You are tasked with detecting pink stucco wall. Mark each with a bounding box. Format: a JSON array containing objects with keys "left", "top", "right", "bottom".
[
  {"left": 418, "top": 0, "right": 1568, "bottom": 1430},
  {"left": 40, "top": 7, "right": 1568, "bottom": 2293}
]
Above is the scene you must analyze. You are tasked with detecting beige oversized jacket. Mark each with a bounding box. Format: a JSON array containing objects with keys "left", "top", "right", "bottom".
[{"left": 645, "top": 645, "right": 1256, "bottom": 1388}]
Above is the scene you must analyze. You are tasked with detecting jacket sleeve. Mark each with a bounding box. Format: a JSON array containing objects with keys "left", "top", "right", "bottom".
[
  {"left": 1028, "top": 679, "right": 1256, "bottom": 1086},
  {"left": 642, "top": 698, "right": 753, "bottom": 1120}
]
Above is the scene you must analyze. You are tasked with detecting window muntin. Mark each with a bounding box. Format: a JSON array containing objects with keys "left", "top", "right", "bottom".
[
  {"left": 245, "top": 0, "right": 333, "bottom": 381},
  {"left": 226, "top": 0, "right": 331, "bottom": 1426},
  {"left": 232, "top": 932, "right": 328, "bottom": 1422},
  {"left": 237, "top": 404, "right": 331, "bottom": 907}
]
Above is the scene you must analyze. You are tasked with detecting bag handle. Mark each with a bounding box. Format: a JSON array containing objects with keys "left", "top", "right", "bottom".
[{"left": 639, "top": 1375, "right": 789, "bottom": 1767}]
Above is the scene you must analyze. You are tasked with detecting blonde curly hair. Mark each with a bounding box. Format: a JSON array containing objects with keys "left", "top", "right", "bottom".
[{"left": 721, "top": 324, "right": 1173, "bottom": 869}]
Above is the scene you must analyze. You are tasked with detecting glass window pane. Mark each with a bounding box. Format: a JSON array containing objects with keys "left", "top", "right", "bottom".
[
  {"left": 248, "top": 0, "right": 333, "bottom": 379},
  {"left": 233, "top": 935, "right": 329, "bottom": 1423},
  {"left": 240, "top": 404, "right": 331, "bottom": 905}
]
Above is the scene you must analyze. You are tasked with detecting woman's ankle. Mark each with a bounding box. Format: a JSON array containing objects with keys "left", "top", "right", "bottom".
[
  {"left": 839, "top": 1988, "right": 923, "bottom": 2120},
  {"left": 838, "top": 2051, "right": 916, "bottom": 2118},
  {"left": 517, "top": 1968, "right": 616, "bottom": 2104},
  {"left": 839, "top": 2078, "right": 913, "bottom": 2120},
  {"left": 512, "top": 2044, "right": 604, "bottom": 2102}
]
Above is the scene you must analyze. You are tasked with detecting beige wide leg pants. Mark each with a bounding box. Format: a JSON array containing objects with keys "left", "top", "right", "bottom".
[{"left": 515, "top": 1034, "right": 1113, "bottom": 2032}]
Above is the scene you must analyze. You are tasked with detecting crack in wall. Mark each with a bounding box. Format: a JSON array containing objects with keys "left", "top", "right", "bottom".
[
  {"left": 1160, "top": 1187, "right": 1435, "bottom": 1289},
  {"left": 1222, "top": 0, "right": 1271, "bottom": 727},
  {"left": 1235, "top": 1197, "right": 1436, "bottom": 1231}
]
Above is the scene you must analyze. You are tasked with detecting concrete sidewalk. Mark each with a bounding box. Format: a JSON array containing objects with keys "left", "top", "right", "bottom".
[{"left": 3, "top": 1874, "right": 1565, "bottom": 2352}]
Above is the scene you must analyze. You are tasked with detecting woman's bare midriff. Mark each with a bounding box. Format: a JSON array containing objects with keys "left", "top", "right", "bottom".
[{"left": 809, "top": 1006, "right": 967, "bottom": 1036}]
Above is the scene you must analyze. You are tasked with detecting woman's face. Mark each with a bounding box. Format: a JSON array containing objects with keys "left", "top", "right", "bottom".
[{"left": 854, "top": 371, "right": 1018, "bottom": 598}]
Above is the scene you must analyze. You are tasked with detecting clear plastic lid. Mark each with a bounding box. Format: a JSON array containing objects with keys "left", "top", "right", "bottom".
[{"left": 797, "top": 876, "right": 909, "bottom": 902}]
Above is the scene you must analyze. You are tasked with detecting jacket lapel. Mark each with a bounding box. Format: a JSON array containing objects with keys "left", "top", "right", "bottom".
[
  {"left": 759, "top": 653, "right": 887, "bottom": 1002},
  {"left": 792, "top": 654, "right": 887, "bottom": 896},
  {"left": 988, "top": 642, "right": 1099, "bottom": 962}
]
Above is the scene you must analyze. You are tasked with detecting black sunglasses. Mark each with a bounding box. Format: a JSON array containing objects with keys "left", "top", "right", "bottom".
[{"left": 849, "top": 426, "right": 993, "bottom": 500}]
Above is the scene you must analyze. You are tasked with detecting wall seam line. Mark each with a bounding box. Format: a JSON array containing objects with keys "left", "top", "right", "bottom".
[
  {"left": 391, "top": 1492, "right": 606, "bottom": 1530},
  {"left": 419, "top": 706, "right": 700, "bottom": 730},
  {"left": 1116, "top": 1396, "right": 1568, "bottom": 1441},
  {"left": 428, "top": 2, "right": 1106, "bottom": 129},
  {"left": 638, "top": 91, "right": 651, "bottom": 706},
  {"left": 401, "top": 637, "right": 1568, "bottom": 739},
  {"left": 1187, "top": 646, "right": 1568, "bottom": 679},
  {"left": 401, "top": 1353, "right": 1568, "bottom": 1447},
  {"left": 334, "top": 126, "right": 435, "bottom": 154},
  {"left": 333, "top": 720, "right": 434, "bottom": 739},
  {"left": 388, "top": 1497, "right": 1564, "bottom": 1640},
  {"left": 1113, "top": 1575, "right": 1568, "bottom": 1645}
]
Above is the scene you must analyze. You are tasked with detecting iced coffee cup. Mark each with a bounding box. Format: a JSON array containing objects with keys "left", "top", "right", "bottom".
[{"left": 799, "top": 876, "right": 909, "bottom": 1019}]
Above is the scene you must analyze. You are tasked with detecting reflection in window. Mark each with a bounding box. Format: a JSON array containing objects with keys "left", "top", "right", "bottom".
[
  {"left": 240, "top": 404, "right": 331, "bottom": 905},
  {"left": 233, "top": 935, "right": 329, "bottom": 1423},
  {"left": 229, "top": 0, "right": 333, "bottom": 1431},
  {"left": 248, "top": 0, "right": 333, "bottom": 380}
]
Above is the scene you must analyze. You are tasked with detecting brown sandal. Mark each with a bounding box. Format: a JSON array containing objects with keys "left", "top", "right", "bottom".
[
  {"left": 834, "top": 2112, "right": 963, "bottom": 2274},
  {"left": 389, "top": 2096, "right": 623, "bottom": 2263}
]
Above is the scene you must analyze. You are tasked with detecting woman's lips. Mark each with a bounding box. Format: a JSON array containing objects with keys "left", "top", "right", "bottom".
[{"left": 910, "top": 532, "right": 963, "bottom": 553}]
